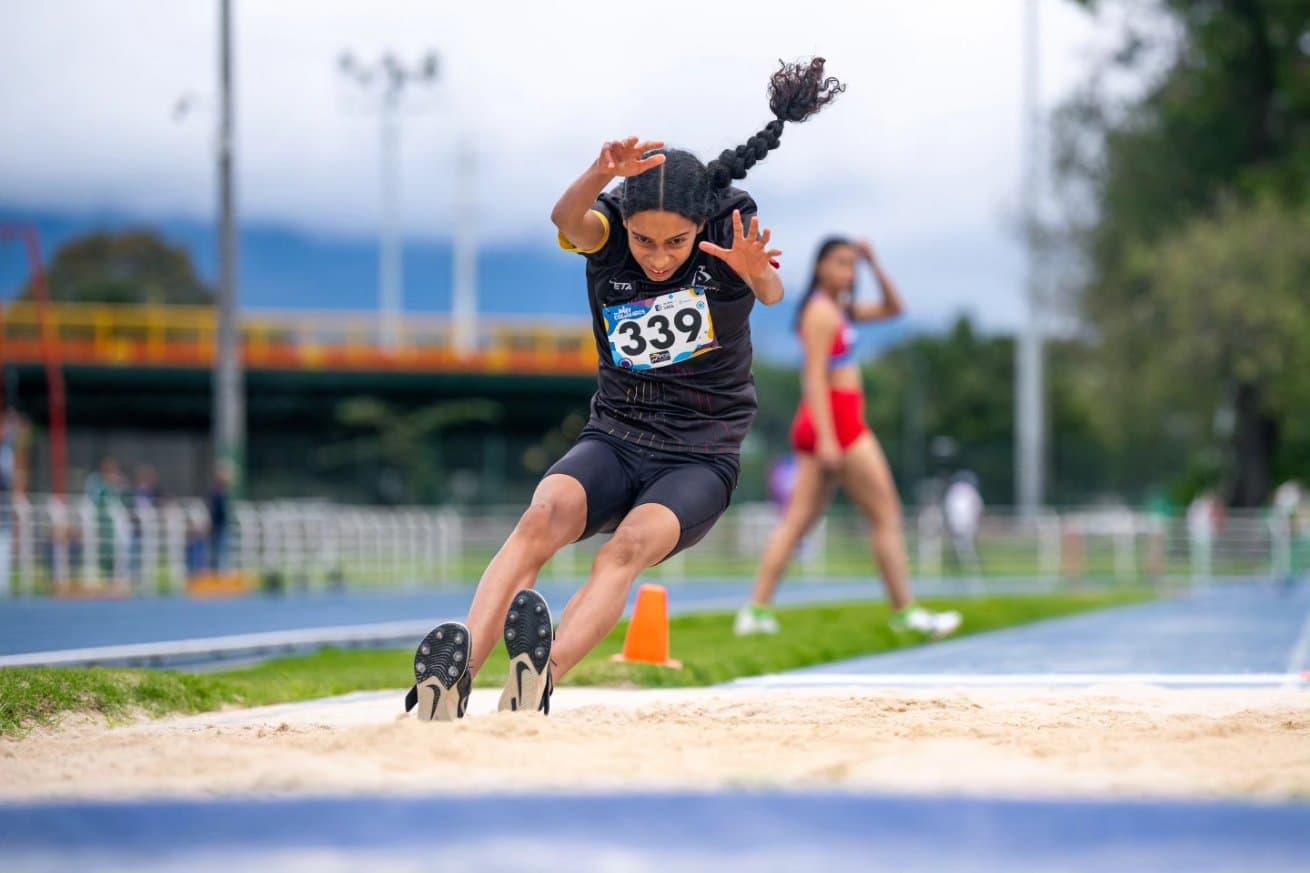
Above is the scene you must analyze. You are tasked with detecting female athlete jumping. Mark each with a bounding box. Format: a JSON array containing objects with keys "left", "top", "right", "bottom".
[
  {"left": 735, "top": 238, "right": 962, "bottom": 638},
  {"left": 406, "top": 58, "right": 845, "bottom": 720}
]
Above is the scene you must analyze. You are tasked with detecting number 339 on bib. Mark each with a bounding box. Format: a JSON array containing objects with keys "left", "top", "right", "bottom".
[{"left": 603, "top": 287, "right": 718, "bottom": 371}]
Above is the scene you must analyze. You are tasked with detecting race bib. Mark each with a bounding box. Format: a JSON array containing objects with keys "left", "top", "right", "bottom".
[{"left": 603, "top": 286, "right": 718, "bottom": 371}]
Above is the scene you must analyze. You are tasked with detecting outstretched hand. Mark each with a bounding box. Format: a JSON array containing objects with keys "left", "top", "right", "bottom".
[
  {"left": 698, "top": 210, "right": 783, "bottom": 284},
  {"left": 597, "top": 136, "right": 666, "bottom": 178}
]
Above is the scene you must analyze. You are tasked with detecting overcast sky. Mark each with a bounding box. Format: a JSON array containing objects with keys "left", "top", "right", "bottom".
[{"left": 0, "top": 0, "right": 1133, "bottom": 328}]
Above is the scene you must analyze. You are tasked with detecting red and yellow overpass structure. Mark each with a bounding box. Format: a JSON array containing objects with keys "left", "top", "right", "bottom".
[
  {"left": 0, "top": 303, "right": 601, "bottom": 497},
  {"left": 0, "top": 302, "right": 599, "bottom": 377}
]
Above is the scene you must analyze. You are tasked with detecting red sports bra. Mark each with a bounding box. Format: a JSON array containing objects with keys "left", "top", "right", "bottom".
[
  {"left": 830, "top": 316, "right": 858, "bottom": 368},
  {"left": 803, "top": 296, "right": 859, "bottom": 368}
]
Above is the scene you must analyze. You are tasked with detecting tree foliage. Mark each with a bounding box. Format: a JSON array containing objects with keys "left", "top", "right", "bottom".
[
  {"left": 319, "top": 397, "right": 504, "bottom": 504},
  {"left": 25, "top": 230, "right": 214, "bottom": 305},
  {"left": 1055, "top": 0, "right": 1310, "bottom": 504}
]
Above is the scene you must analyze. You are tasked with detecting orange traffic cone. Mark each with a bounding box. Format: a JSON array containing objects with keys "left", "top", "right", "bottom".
[{"left": 611, "top": 583, "right": 682, "bottom": 668}]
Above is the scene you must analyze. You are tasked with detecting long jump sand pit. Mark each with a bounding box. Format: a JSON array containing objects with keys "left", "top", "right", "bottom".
[{"left": 3, "top": 685, "right": 1307, "bottom": 801}]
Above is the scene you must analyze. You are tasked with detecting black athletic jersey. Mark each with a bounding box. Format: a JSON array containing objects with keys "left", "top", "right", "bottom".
[{"left": 559, "top": 187, "right": 759, "bottom": 455}]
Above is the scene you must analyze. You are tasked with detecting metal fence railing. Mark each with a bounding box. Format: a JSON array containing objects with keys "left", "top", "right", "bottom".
[{"left": 0, "top": 495, "right": 1307, "bottom": 597}]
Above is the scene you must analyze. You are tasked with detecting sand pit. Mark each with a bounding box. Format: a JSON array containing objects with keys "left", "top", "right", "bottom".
[{"left": 2, "top": 685, "right": 1307, "bottom": 802}]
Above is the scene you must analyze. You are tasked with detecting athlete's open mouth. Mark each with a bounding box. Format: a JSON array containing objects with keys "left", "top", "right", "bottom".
[{"left": 646, "top": 267, "right": 672, "bottom": 280}]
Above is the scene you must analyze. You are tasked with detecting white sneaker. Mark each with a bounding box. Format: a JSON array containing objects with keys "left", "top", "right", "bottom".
[
  {"left": 734, "top": 605, "right": 781, "bottom": 636},
  {"left": 892, "top": 606, "right": 962, "bottom": 640}
]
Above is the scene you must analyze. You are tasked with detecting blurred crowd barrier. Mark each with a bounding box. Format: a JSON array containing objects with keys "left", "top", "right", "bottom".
[{"left": 1, "top": 495, "right": 1306, "bottom": 598}]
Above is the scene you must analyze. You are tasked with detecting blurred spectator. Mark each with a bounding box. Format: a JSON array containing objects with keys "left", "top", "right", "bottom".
[
  {"left": 1142, "top": 491, "right": 1176, "bottom": 580},
  {"left": 1273, "top": 480, "right": 1305, "bottom": 517},
  {"left": 129, "top": 464, "right": 162, "bottom": 587},
  {"left": 85, "top": 456, "right": 124, "bottom": 580},
  {"left": 208, "top": 464, "right": 233, "bottom": 572},
  {"left": 943, "top": 470, "right": 984, "bottom": 579},
  {"left": 0, "top": 413, "right": 15, "bottom": 596},
  {"left": 1187, "top": 489, "right": 1225, "bottom": 582},
  {"left": 1272, "top": 480, "right": 1307, "bottom": 585},
  {"left": 184, "top": 510, "right": 208, "bottom": 577}
]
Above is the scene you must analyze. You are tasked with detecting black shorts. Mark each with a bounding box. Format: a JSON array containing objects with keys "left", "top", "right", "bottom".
[{"left": 545, "top": 433, "right": 740, "bottom": 559}]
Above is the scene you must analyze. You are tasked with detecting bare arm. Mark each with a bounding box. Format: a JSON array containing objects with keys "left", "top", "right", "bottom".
[
  {"left": 848, "top": 239, "right": 905, "bottom": 323},
  {"left": 699, "top": 210, "right": 785, "bottom": 306},
  {"left": 551, "top": 137, "right": 666, "bottom": 252}
]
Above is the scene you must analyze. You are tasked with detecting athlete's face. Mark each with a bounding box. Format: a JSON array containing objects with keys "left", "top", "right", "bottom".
[
  {"left": 816, "top": 244, "right": 858, "bottom": 295},
  {"left": 625, "top": 211, "right": 704, "bottom": 283}
]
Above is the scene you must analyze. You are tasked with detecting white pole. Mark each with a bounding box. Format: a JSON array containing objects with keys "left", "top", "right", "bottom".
[
  {"left": 452, "top": 136, "right": 478, "bottom": 356},
  {"left": 379, "top": 95, "right": 403, "bottom": 350},
  {"left": 1016, "top": 0, "right": 1047, "bottom": 516},
  {"left": 215, "top": 0, "right": 245, "bottom": 487}
]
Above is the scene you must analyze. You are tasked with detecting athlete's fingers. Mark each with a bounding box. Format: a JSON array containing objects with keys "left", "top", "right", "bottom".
[
  {"left": 634, "top": 153, "right": 667, "bottom": 171},
  {"left": 602, "top": 143, "right": 617, "bottom": 169},
  {"left": 732, "top": 209, "right": 744, "bottom": 241},
  {"left": 698, "top": 241, "right": 730, "bottom": 259},
  {"left": 747, "top": 216, "right": 761, "bottom": 243},
  {"left": 766, "top": 248, "right": 783, "bottom": 260},
  {"left": 634, "top": 140, "right": 665, "bottom": 155},
  {"left": 759, "top": 227, "right": 772, "bottom": 247}
]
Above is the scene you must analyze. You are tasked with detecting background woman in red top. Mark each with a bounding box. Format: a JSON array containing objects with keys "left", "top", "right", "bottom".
[{"left": 736, "top": 238, "right": 962, "bottom": 638}]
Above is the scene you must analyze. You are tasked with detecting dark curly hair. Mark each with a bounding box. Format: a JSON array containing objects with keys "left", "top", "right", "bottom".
[{"left": 618, "top": 57, "right": 845, "bottom": 222}]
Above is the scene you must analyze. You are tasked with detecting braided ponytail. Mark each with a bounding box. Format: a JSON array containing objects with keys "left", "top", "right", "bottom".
[
  {"left": 616, "top": 57, "right": 844, "bottom": 224},
  {"left": 705, "top": 57, "right": 846, "bottom": 193}
]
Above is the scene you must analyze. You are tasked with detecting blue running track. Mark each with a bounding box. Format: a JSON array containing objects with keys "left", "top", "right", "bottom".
[
  {"left": 2, "top": 792, "right": 1308, "bottom": 873},
  {"left": 764, "top": 579, "right": 1310, "bottom": 680}
]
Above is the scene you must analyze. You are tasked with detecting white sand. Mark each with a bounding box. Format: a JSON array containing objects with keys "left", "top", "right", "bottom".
[{"left": 3, "top": 685, "right": 1307, "bottom": 801}]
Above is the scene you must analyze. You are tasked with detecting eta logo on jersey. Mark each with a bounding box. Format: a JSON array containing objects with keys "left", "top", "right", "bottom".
[{"left": 610, "top": 279, "right": 634, "bottom": 292}]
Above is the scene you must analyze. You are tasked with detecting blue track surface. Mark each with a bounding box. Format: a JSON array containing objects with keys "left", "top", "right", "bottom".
[
  {"left": 2, "top": 793, "right": 1308, "bottom": 872},
  {"left": 0, "top": 580, "right": 883, "bottom": 657},
  {"left": 787, "top": 580, "right": 1310, "bottom": 678},
  {"left": 0, "top": 575, "right": 1105, "bottom": 660}
]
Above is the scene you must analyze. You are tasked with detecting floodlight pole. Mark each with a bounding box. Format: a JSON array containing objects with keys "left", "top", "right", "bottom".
[
  {"left": 338, "top": 52, "right": 439, "bottom": 351},
  {"left": 452, "top": 136, "right": 478, "bottom": 356},
  {"left": 379, "top": 88, "right": 403, "bottom": 350},
  {"left": 215, "top": 0, "right": 244, "bottom": 490},
  {"left": 1016, "top": 0, "right": 1046, "bottom": 515}
]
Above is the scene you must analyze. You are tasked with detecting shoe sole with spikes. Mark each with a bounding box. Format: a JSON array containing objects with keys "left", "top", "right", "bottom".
[
  {"left": 498, "top": 590, "right": 553, "bottom": 715},
  {"left": 406, "top": 621, "right": 472, "bottom": 722}
]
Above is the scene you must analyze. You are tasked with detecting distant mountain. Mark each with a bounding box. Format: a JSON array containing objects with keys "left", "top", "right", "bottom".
[{"left": 0, "top": 208, "right": 920, "bottom": 363}]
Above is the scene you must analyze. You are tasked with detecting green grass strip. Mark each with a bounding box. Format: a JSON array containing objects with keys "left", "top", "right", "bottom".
[{"left": 0, "top": 590, "right": 1149, "bottom": 736}]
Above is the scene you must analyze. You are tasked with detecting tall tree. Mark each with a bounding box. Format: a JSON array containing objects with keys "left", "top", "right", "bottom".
[
  {"left": 24, "top": 230, "right": 214, "bottom": 305},
  {"left": 1122, "top": 198, "right": 1310, "bottom": 504},
  {"left": 1056, "top": 0, "right": 1310, "bottom": 504}
]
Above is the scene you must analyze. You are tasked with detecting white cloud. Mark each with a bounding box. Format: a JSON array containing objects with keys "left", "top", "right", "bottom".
[{"left": 0, "top": 0, "right": 1125, "bottom": 327}]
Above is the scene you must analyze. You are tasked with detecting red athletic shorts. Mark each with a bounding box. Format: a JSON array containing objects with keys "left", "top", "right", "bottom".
[{"left": 790, "top": 389, "right": 869, "bottom": 453}]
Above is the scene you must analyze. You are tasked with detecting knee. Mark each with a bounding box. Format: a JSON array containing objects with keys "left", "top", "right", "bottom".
[
  {"left": 514, "top": 501, "right": 570, "bottom": 555},
  {"left": 594, "top": 529, "right": 648, "bottom": 575}
]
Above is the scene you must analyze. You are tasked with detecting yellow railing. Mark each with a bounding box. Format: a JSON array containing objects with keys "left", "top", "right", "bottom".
[{"left": 0, "top": 302, "right": 599, "bottom": 375}]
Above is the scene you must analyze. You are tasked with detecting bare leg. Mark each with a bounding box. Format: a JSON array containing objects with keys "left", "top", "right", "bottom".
[
  {"left": 750, "top": 455, "right": 837, "bottom": 607},
  {"left": 465, "top": 474, "right": 587, "bottom": 676},
  {"left": 551, "top": 504, "right": 681, "bottom": 681},
  {"left": 841, "top": 434, "right": 914, "bottom": 610}
]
